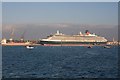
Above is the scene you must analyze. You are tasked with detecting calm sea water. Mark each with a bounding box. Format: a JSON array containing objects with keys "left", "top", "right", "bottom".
[{"left": 2, "top": 46, "right": 118, "bottom": 78}]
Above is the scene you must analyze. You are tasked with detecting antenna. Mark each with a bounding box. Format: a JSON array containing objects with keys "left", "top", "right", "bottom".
[
  {"left": 113, "top": 37, "right": 115, "bottom": 45},
  {"left": 9, "top": 28, "right": 14, "bottom": 42},
  {"left": 113, "top": 37, "right": 114, "bottom": 42},
  {"left": 20, "top": 30, "right": 26, "bottom": 42}
]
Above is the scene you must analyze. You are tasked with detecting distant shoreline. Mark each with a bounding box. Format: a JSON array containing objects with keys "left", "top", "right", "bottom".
[
  {"left": 1, "top": 41, "right": 119, "bottom": 46},
  {"left": 1, "top": 43, "right": 41, "bottom": 46},
  {"left": 1, "top": 43, "right": 110, "bottom": 46}
]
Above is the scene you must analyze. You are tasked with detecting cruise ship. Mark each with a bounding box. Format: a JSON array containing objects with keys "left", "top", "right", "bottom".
[{"left": 39, "top": 30, "right": 107, "bottom": 46}]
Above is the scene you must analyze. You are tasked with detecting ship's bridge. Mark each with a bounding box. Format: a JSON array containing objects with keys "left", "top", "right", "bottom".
[
  {"left": 84, "top": 33, "right": 97, "bottom": 36},
  {"left": 54, "top": 30, "right": 65, "bottom": 36}
]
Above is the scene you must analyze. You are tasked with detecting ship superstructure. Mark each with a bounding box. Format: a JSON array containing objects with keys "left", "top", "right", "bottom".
[{"left": 39, "top": 30, "right": 107, "bottom": 46}]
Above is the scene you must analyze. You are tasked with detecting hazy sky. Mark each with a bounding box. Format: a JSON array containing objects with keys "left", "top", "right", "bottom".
[
  {"left": 1, "top": 0, "right": 120, "bottom": 2},
  {"left": 3, "top": 2, "right": 118, "bottom": 25},
  {"left": 2, "top": 2, "right": 118, "bottom": 41},
  {"left": 0, "top": 2, "right": 2, "bottom": 39}
]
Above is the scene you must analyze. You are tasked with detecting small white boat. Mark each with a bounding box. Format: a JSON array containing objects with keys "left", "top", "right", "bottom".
[
  {"left": 87, "top": 46, "right": 92, "bottom": 48},
  {"left": 104, "top": 46, "right": 111, "bottom": 48},
  {"left": 26, "top": 46, "right": 34, "bottom": 49}
]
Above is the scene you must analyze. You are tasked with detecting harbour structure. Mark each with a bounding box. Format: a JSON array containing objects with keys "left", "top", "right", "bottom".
[
  {"left": 1, "top": 29, "right": 32, "bottom": 46},
  {"left": 1, "top": 38, "right": 7, "bottom": 44},
  {"left": 39, "top": 30, "right": 108, "bottom": 46}
]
